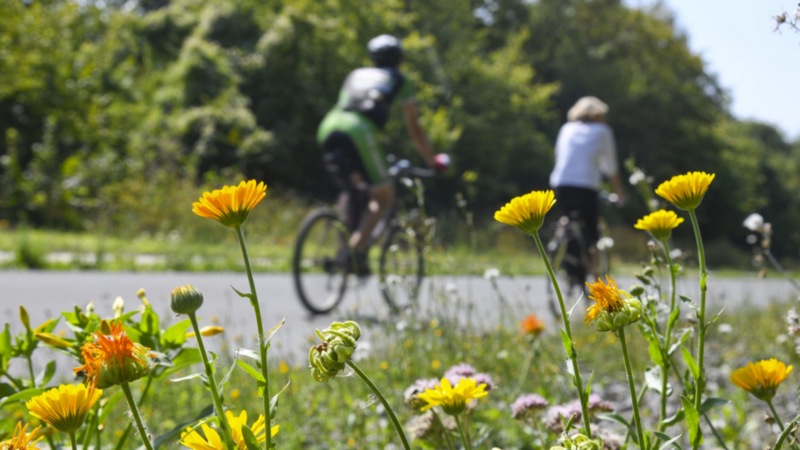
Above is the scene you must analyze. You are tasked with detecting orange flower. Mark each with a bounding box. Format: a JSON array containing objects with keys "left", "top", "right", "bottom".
[
  {"left": 0, "top": 423, "right": 42, "bottom": 450},
  {"left": 192, "top": 180, "right": 267, "bottom": 228},
  {"left": 520, "top": 314, "right": 545, "bottom": 336},
  {"left": 73, "top": 321, "right": 154, "bottom": 389}
]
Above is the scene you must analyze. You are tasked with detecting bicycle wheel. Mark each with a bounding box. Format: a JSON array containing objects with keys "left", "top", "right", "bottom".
[
  {"left": 379, "top": 225, "right": 424, "bottom": 312},
  {"left": 293, "top": 208, "right": 349, "bottom": 314}
]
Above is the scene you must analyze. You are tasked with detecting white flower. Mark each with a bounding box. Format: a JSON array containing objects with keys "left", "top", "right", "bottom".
[
  {"left": 776, "top": 334, "right": 789, "bottom": 344},
  {"left": 597, "top": 237, "right": 614, "bottom": 250},
  {"left": 669, "top": 248, "right": 683, "bottom": 259},
  {"left": 629, "top": 170, "right": 645, "bottom": 185},
  {"left": 717, "top": 323, "right": 733, "bottom": 334},
  {"left": 648, "top": 199, "right": 660, "bottom": 210},
  {"left": 742, "top": 213, "right": 764, "bottom": 232},
  {"left": 483, "top": 268, "right": 500, "bottom": 281}
]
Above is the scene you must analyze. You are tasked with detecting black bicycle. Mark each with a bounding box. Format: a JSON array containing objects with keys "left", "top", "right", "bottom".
[
  {"left": 292, "top": 156, "right": 442, "bottom": 314},
  {"left": 545, "top": 191, "right": 622, "bottom": 318}
]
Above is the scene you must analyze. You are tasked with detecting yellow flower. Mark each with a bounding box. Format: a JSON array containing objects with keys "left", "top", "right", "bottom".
[
  {"left": 494, "top": 190, "right": 556, "bottom": 235},
  {"left": 584, "top": 276, "right": 642, "bottom": 332},
  {"left": 26, "top": 384, "right": 102, "bottom": 434},
  {"left": 418, "top": 378, "right": 489, "bottom": 416},
  {"left": 730, "top": 359, "right": 792, "bottom": 401},
  {"left": 186, "top": 326, "right": 225, "bottom": 338},
  {"left": 634, "top": 210, "right": 684, "bottom": 242},
  {"left": 655, "top": 172, "right": 715, "bottom": 211},
  {"left": 73, "top": 321, "right": 154, "bottom": 389},
  {"left": 180, "top": 410, "right": 278, "bottom": 450},
  {"left": 192, "top": 180, "right": 267, "bottom": 228},
  {"left": 379, "top": 361, "right": 389, "bottom": 370},
  {"left": 279, "top": 360, "right": 289, "bottom": 374},
  {"left": 34, "top": 333, "right": 73, "bottom": 349},
  {"left": 431, "top": 360, "right": 441, "bottom": 370},
  {"left": 230, "top": 389, "right": 240, "bottom": 400},
  {"left": 0, "top": 423, "right": 42, "bottom": 450}
]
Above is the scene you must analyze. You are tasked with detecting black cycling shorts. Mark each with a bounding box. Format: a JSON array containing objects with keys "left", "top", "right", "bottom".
[
  {"left": 554, "top": 186, "right": 599, "bottom": 245},
  {"left": 321, "top": 131, "right": 372, "bottom": 188}
]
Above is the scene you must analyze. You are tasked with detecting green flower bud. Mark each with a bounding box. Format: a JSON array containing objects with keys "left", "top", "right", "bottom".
[
  {"left": 96, "top": 350, "right": 153, "bottom": 388},
  {"left": 554, "top": 433, "right": 602, "bottom": 450},
  {"left": 643, "top": 266, "right": 655, "bottom": 277},
  {"left": 20, "top": 305, "right": 31, "bottom": 331},
  {"left": 309, "top": 321, "right": 361, "bottom": 382},
  {"left": 635, "top": 273, "right": 651, "bottom": 285},
  {"left": 171, "top": 285, "right": 204, "bottom": 315},
  {"left": 628, "top": 284, "right": 645, "bottom": 297}
]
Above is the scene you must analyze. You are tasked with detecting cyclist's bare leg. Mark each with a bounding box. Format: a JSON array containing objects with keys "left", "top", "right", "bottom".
[{"left": 349, "top": 176, "right": 395, "bottom": 251}]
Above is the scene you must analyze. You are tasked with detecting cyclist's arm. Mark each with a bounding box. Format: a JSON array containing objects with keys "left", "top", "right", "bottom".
[{"left": 402, "top": 102, "right": 436, "bottom": 168}]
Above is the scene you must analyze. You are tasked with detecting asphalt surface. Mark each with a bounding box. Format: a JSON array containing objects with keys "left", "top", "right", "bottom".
[{"left": 2, "top": 270, "right": 798, "bottom": 379}]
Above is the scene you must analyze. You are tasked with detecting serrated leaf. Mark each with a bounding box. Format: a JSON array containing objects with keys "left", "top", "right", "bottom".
[
  {"left": 681, "top": 396, "right": 703, "bottom": 446},
  {"left": 679, "top": 295, "right": 699, "bottom": 312},
  {"left": 240, "top": 425, "right": 261, "bottom": 450},
  {"left": 699, "top": 397, "right": 728, "bottom": 415},
  {"left": 649, "top": 340, "right": 664, "bottom": 366},
  {"left": 236, "top": 360, "right": 265, "bottom": 382},
  {"left": 269, "top": 381, "right": 291, "bottom": 420},
  {"left": 657, "top": 433, "right": 683, "bottom": 450},
  {"left": 560, "top": 330, "right": 574, "bottom": 357},
  {"left": 263, "top": 317, "right": 286, "bottom": 346},
  {"left": 98, "top": 391, "right": 125, "bottom": 424},
  {"left": 598, "top": 413, "right": 637, "bottom": 445},
  {"left": 682, "top": 347, "right": 700, "bottom": 380}
]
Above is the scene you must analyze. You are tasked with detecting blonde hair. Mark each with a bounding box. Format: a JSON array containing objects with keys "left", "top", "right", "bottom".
[{"left": 567, "top": 96, "right": 609, "bottom": 122}]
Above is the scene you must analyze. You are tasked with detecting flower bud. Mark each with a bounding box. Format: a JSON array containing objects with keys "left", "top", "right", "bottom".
[
  {"left": 171, "top": 285, "right": 204, "bottom": 315},
  {"left": 309, "top": 321, "right": 361, "bottom": 382},
  {"left": 112, "top": 297, "right": 125, "bottom": 318},
  {"left": 628, "top": 284, "right": 645, "bottom": 297},
  {"left": 86, "top": 302, "right": 95, "bottom": 315},
  {"left": 20, "top": 305, "right": 31, "bottom": 331},
  {"left": 634, "top": 274, "right": 650, "bottom": 285},
  {"left": 35, "top": 333, "right": 73, "bottom": 348},
  {"left": 186, "top": 326, "right": 224, "bottom": 338},
  {"left": 100, "top": 319, "right": 112, "bottom": 335},
  {"left": 643, "top": 266, "right": 655, "bottom": 277}
]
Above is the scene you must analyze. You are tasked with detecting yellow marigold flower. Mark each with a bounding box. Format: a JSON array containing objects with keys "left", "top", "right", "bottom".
[
  {"left": 73, "top": 321, "right": 154, "bottom": 389},
  {"left": 1, "top": 423, "right": 42, "bottom": 450},
  {"left": 730, "top": 359, "right": 792, "bottom": 401},
  {"left": 634, "top": 210, "right": 684, "bottom": 242},
  {"left": 494, "top": 190, "right": 556, "bottom": 235},
  {"left": 26, "top": 384, "right": 102, "bottom": 434},
  {"left": 418, "top": 378, "right": 488, "bottom": 416},
  {"left": 520, "top": 314, "right": 545, "bottom": 336},
  {"left": 655, "top": 172, "right": 715, "bottom": 211},
  {"left": 186, "top": 326, "right": 225, "bottom": 338},
  {"left": 180, "top": 410, "right": 278, "bottom": 450},
  {"left": 584, "top": 276, "right": 643, "bottom": 332},
  {"left": 192, "top": 180, "right": 267, "bottom": 228}
]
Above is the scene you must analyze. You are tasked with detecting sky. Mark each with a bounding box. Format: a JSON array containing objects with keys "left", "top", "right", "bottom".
[{"left": 629, "top": 0, "right": 800, "bottom": 140}]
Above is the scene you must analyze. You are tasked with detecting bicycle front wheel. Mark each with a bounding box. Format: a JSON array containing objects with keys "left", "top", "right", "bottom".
[
  {"left": 379, "top": 225, "right": 424, "bottom": 312},
  {"left": 292, "top": 208, "right": 349, "bottom": 314}
]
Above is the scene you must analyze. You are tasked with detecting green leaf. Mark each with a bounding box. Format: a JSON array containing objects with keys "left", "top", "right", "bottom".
[
  {"left": 598, "top": 413, "right": 637, "bottom": 445},
  {"left": 152, "top": 405, "right": 214, "bottom": 449},
  {"left": 645, "top": 366, "right": 671, "bottom": 396},
  {"left": 236, "top": 360, "right": 265, "bottom": 382},
  {"left": 161, "top": 319, "right": 191, "bottom": 348},
  {"left": 671, "top": 264, "right": 681, "bottom": 275},
  {"left": 566, "top": 295, "right": 583, "bottom": 319},
  {"left": 240, "top": 425, "right": 261, "bottom": 450},
  {"left": 269, "top": 381, "right": 291, "bottom": 419},
  {"left": 560, "top": 330, "right": 573, "bottom": 357},
  {"left": 705, "top": 305, "right": 727, "bottom": 332},
  {"left": 171, "top": 373, "right": 208, "bottom": 384},
  {"left": 668, "top": 329, "right": 692, "bottom": 356},
  {"left": 155, "top": 348, "right": 202, "bottom": 380},
  {"left": 662, "top": 409, "right": 685, "bottom": 426},
  {"left": 231, "top": 286, "right": 255, "bottom": 302},
  {"left": 218, "top": 350, "right": 240, "bottom": 394},
  {"left": 0, "top": 387, "right": 48, "bottom": 408},
  {"left": 98, "top": 391, "right": 125, "bottom": 424},
  {"left": 237, "top": 349, "right": 260, "bottom": 363},
  {"left": 0, "top": 324, "right": 14, "bottom": 361},
  {"left": 35, "top": 360, "right": 56, "bottom": 387},
  {"left": 648, "top": 339, "right": 664, "bottom": 366},
  {"left": 140, "top": 307, "right": 160, "bottom": 336},
  {"left": 0, "top": 383, "right": 16, "bottom": 400},
  {"left": 699, "top": 397, "right": 728, "bottom": 415},
  {"left": 263, "top": 317, "right": 286, "bottom": 346},
  {"left": 668, "top": 305, "right": 680, "bottom": 330},
  {"left": 115, "top": 310, "right": 142, "bottom": 324},
  {"left": 657, "top": 433, "right": 683, "bottom": 450},
  {"left": 584, "top": 370, "right": 595, "bottom": 397},
  {"left": 681, "top": 396, "right": 703, "bottom": 446},
  {"left": 678, "top": 295, "right": 699, "bottom": 312},
  {"left": 681, "top": 347, "right": 700, "bottom": 380}
]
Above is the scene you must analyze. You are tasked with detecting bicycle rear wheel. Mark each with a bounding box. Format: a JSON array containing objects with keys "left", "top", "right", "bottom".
[
  {"left": 379, "top": 225, "right": 424, "bottom": 312},
  {"left": 293, "top": 208, "right": 349, "bottom": 314}
]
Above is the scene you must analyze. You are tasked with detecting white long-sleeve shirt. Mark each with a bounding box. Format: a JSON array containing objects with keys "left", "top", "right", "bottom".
[{"left": 549, "top": 121, "right": 618, "bottom": 190}]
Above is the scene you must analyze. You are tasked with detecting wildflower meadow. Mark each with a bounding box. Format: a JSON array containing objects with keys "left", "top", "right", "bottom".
[{"left": 1, "top": 171, "right": 800, "bottom": 450}]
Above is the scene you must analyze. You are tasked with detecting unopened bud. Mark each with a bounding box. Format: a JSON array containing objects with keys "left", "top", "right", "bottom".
[
  {"left": 186, "top": 326, "right": 225, "bottom": 338},
  {"left": 643, "top": 266, "right": 655, "bottom": 277},
  {"left": 112, "top": 297, "right": 125, "bottom": 318},
  {"left": 20, "top": 305, "right": 31, "bottom": 331},
  {"left": 86, "top": 302, "right": 95, "bottom": 315},
  {"left": 628, "top": 284, "right": 645, "bottom": 297},
  {"left": 33, "top": 318, "right": 54, "bottom": 333},
  {"left": 309, "top": 321, "right": 361, "bottom": 382},
  {"left": 635, "top": 274, "right": 651, "bottom": 285},
  {"left": 170, "top": 285, "right": 204, "bottom": 315},
  {"left": 100, "top": 319, "right": 112, "bottom": 335},
  {"left": 35, "top": 332, "right": 73, "bottom": 348}
]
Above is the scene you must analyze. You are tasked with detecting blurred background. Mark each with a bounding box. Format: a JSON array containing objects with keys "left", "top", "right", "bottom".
[{"left": 1, "top": 0, "right": 799, "bottom": 273}]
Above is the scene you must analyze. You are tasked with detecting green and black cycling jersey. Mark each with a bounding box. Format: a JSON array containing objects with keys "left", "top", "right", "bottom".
[{"left": 318, "top": 67, "right": 415, "bottom": 184}]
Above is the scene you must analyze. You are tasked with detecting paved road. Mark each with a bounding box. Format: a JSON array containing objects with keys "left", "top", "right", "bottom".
[{"left": 2, "top": 270, "right": 798, "bottom": 378}]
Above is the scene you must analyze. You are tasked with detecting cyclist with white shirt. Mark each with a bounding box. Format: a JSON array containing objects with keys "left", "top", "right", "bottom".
[{"left": 549, "top": 96, "right": 626, "bottom": 279}]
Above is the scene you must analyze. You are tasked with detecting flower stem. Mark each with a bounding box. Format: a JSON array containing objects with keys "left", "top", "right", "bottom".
[
  {"left": 113, "top": 376, "right": 153, "bottom": 450},
  {"left": 658, "top": 240, "right": 677, "bottom": 432},
  {"left": 189, "top": 312, "right": 236, "bottom": 450},
  {"left": 27, "top": 355, "right": 35, "bottom": 388},
  {"left": 688, "top": 209, "right": 707, "bottom": 445},
  {"left": 532, "top": 232, "right": 593, "bottom": 437},
  {"left": 618, "top": 327, "right": 646, "bottom": 449},
  {"left": 532, "top": 416, "right": 547, "bottom": 449},
  {"left": 431, "top": 409, "right": 455, "bottom": 450},
  {"left": 69, "top": 432, "right": 78, "bottom": 450},
  {"left": 768, "top": 399, "right": 786, "bottom": 431},
  {"left": 346, "top": 361, "right": 411, "bottom": 450},
  {"left": 454, "top": 414, "right": 472, "bottom": 450},
  {"left": 120, "top": 382, "right": 155, "bottom": 450},
  {"left": 234, "top": 224, "right": 272, "bottom": 450}
]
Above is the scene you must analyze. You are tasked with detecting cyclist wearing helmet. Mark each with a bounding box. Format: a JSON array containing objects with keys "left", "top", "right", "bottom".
[{"left": 318, "top": 34, "right": 435, "bottom": 274}]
